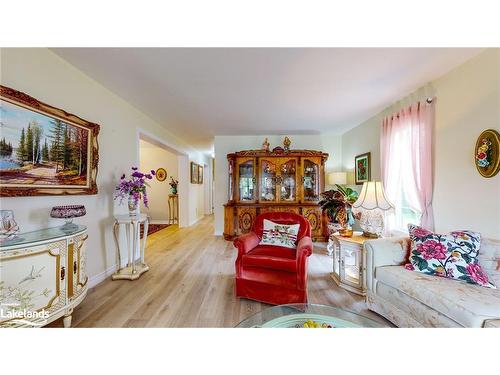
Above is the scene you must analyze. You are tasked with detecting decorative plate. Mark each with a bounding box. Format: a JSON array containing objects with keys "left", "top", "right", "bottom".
[
  {"left": 156, "top": 168, "right": 167, "bottom": 182},
  {"left": 475, "top": 129, "right": 500, "bottom": 178},
  {"left": 258, "top": 313, "right": 361, "bottom": 328}
]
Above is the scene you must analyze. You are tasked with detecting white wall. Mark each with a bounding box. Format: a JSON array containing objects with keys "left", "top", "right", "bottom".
[
  {"left": 340, "top": 49, "right": 500, "bottom": 239},
  {"left": 431, "top": 49, "right": 500, "bottom": 237},
  {"left": 213, "top": 134, "right": 342, "bottom": 235},
  {"left": 188, "top": 153, "right": 212, "bottom": 225},
  {"left": 139, "top": 139, "right": 178, "bottom": 223},
  {"left": 341, "top": 114, "right": 381, "bottom": 183},
  {"left": 0, "top": 48, "right": 208, "bottom": 284}
]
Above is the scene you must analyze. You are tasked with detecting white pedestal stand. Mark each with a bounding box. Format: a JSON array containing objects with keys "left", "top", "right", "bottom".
[{"left": 112, "top": 214, "right": 150, "bottom": 280}]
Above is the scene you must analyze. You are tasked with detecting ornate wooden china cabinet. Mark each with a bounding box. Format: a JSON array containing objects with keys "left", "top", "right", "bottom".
[{"left": 224, "top": 147, "right": 329, "bottom": 241}]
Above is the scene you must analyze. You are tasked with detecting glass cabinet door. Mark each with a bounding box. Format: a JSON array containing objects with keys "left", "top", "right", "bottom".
[
  {"left": 260, "top": 159, "right": 277, "bottom": 202},
  {"left": 237, "top": 158, "right": 255, "bottom": 202},
  {"left": 278, "top": 158, "right": 297, "bottom": 203},
  {"left": 302, "top": 158, "right": 320, "bottom": 202},
  {"left": 340, "top": 246, "right": 362, "bottom": 288},
  {"left": 228, "top": 159, "right": 234, "bottom": 201}
]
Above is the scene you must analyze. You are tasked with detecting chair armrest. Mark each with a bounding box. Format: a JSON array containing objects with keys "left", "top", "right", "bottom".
[
  {"left": 296, "top": 236, "right": 313, "bottom": 260},
  {"left": 233, "top": 232, "right": 260, "bottom": 257},
  {"left": 296, "top": 236, "right": 313, "bottom": 289},
  {"left": 365, "top": 237, "right": 411, "bottom": 292}
]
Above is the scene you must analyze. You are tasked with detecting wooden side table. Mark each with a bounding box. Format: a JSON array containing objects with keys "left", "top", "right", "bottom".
[
  {"left": 168, "top": 194, "right": 179, "bottom": 225},
  {"left": 112, "top": 214, "right": 149, "bottom": 281},
  {"left": 328, "top": 232, "right": 368, "bottom": 296}
]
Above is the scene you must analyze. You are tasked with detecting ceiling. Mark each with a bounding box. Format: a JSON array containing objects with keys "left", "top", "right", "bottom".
[{"left": 52, "top": 48, "right": 482, "bottom": 153}]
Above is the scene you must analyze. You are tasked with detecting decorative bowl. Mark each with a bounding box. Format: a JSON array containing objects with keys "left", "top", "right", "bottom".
[{"left": 50, "top": 205, "right": 86, "bottom": 219}]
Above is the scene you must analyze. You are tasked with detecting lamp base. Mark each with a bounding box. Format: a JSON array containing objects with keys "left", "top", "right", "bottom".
[
  {"left": 357, "top": 209, "right": 385, "bottom": 238},
  {"left": 362, "top": 231, "right": 379, "bottom": 238}
]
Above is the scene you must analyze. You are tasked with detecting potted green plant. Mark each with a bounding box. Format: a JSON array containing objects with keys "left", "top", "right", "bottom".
[{"left": 319, "top": 184, "right": 359, "bottom": 235}]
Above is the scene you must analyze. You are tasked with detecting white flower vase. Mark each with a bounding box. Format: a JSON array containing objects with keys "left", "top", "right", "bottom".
[{"left": 128, "top": 195, "right": 140, "bottom": 216}]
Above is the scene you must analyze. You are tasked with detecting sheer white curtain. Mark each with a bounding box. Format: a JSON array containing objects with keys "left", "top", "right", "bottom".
[{"left": 381, "top": 99, "right": 435, "bottom": 234}]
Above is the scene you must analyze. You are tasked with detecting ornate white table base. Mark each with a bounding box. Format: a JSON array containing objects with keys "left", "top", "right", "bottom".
[{"left": 112, "top": 214, "right": 150, "bottom": 281}]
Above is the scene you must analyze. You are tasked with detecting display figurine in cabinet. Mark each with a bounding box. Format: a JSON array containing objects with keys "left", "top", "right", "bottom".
[
  {"left": 283, "top": 136, "right": 291, "bottom": 152},
  {"left": 262, "top": 138, "right": 270, "bottom": 152}
]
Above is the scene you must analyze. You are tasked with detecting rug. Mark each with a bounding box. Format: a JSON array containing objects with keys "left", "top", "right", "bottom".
[{"left": 140, "top": 224, "right": 170, "bottom": 239}]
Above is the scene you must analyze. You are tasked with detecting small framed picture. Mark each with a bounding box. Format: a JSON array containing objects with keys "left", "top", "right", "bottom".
[
  {"left": 190, "top": 162, "right": 198, "bottom": 184},
  {"left": 354, "top": 152, "right": 371, "bottom": 185},
  {"left": 198, "top": 165, "right": 204, "bottom": 184},
  {"left": 155, "top": 168, "right": 167, "bottom": 182}
]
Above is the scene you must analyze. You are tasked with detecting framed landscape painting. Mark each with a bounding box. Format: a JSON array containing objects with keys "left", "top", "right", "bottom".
[
  {"left": 354, "top": 152, "right": 370, "bottom": 185},
  {"left": 0, "top": 85, "right": 100, "bottom": 196}
]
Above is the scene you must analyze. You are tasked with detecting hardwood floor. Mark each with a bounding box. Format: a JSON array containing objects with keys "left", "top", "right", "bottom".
[{"left": 49, "top": 215, "right": 390, "bottom": 327}]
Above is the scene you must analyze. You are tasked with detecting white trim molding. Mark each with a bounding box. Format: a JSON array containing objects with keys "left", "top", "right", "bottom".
[{"left": 88, "top": 264, "right": 118, "bottom": 289}]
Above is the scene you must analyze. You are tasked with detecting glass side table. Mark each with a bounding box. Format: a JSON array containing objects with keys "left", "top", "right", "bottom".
[{"left": 236, "top": 303, "right": 382, "bottom": 328}]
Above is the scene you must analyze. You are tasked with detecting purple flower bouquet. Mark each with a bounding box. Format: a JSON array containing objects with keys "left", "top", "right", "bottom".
[{"left": 115, "top": 167, "right": 155, "bottom": 215}]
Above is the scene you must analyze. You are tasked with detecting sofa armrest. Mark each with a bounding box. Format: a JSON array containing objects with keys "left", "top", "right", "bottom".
[
  {"left": 233, "top": 232, "right": 260, "bottom": 257},
  {"left": 365, "top": 237, "right": 411, "bottom": 292},
  {"left": 296, "top": 236, "right": 313, "bottom": 290},
  {"left": 484, "top": 319, "right": 500, "bottom": 328}
]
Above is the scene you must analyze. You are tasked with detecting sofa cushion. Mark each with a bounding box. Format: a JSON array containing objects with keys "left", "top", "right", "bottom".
[
  {"left": 406, "top": 225, "right": 496, "bottom": 289},
  {"left": 375, "top": 282, "right": 462, "bottom": 327},
  {"left": 242, "top": 245, "right": 297, "bottom": 272},
  {"left": 239, "top": 266, "right": 298, "bottom": 289},
  {"left": 376, "top": 265, "right": 500, "bottom": 327}
]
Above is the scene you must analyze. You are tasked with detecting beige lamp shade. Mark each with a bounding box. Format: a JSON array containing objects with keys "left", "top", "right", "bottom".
[
  {"left": 352, "top": 181, "right": 394, "bottom": 212},
  {"left": 328, "top": 172, "right": 347, "bottom": 185}
]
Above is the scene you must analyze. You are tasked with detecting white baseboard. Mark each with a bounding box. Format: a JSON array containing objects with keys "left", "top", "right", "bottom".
[
  {"left": 88, "top": 264, "right": 118, "bottom": 289},
  {"left": 189, "top": 216, "right": 203, "bottom": 226}
]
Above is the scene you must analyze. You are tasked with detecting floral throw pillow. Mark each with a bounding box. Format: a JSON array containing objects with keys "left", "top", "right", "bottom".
[
  {"left": 259, "top": 219, "right": 300, "bottom": 249},
  {"left": 405, "top": 224, "right": 496, "bottom": 289}
]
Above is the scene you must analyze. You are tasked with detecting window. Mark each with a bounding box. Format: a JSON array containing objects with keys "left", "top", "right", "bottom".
[{"left": 381, "top": 100, "right": 434, "bottom": 233}]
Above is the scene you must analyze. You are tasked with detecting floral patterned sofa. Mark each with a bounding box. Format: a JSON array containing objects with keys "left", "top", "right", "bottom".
[{"left": 365, "top": 237, "right": 500, "bottom": 327}]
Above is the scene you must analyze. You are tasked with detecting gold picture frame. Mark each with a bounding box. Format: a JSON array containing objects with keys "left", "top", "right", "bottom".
[
  {"left": 198, "top": 164, "right": 203, "bottom": 184},
  {"left": 0, "top": 85, "right": 100, "bottom": 197},
  {"left": 190, "top": 162, "right": 198, "bottom": 184},
  {"left": 155, "top": 168, "right": 167, "bottom": 182},
  {"left": 475, "top": 129, "right": 500, "bottom": 178}
]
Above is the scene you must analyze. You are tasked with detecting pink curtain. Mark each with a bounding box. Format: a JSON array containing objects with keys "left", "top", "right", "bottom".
[{"left": 380, "top": 99, "right": 435, "bottom": 231}]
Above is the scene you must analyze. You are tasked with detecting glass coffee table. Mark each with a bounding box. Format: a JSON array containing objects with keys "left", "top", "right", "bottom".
[{"left": 236, "top": 303, "right": 383, "bottom": 328}]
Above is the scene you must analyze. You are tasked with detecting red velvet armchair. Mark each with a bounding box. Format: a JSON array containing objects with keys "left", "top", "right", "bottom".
[{"left": 233, "top": 212, "right": 313, "bottom": 305}]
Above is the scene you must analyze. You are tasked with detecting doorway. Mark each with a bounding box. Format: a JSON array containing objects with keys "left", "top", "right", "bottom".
[{"left": 137, "top": 130, "right": 189, "bottom": 228}]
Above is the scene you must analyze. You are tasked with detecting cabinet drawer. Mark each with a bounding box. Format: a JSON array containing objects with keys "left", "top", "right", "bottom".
[{"left": 258, "top": 206, "right": 300, "bottom": 215}]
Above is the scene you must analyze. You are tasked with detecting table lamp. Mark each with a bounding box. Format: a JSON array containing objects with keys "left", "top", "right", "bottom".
[
  {"left": 328, "top": 172, "right": 347, "bottom": 186},
  {"left": 351, "top": 181, "right": 394, "bottom": 238}
]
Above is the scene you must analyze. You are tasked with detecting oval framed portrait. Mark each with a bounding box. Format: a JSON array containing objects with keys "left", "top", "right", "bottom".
[
  {"left": 474, "top": 129, "right": 500, "bottom": 178},
  {"left": 156, "top": 168, "right": 167, "bottom": 182}
]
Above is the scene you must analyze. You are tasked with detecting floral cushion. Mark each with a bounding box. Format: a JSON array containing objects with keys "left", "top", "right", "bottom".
[
  {"left": 259, "top": 219, "right": 300, "bottom": 249},
  {"left": 405, "top": 224, "right": 496, "bottom": 289}
]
